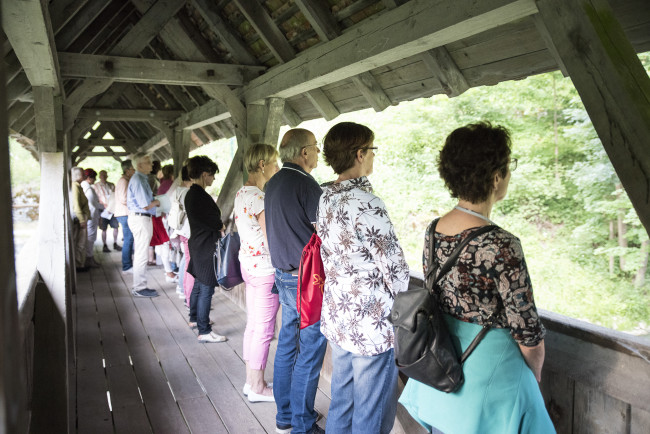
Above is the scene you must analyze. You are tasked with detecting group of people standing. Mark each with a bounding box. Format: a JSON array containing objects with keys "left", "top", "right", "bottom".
[
  {"left": 70, "top": 119, "right": 555, "bottom": 433},
  {"left": 70, "top": 167, "right": 123, "bottom": 272}
]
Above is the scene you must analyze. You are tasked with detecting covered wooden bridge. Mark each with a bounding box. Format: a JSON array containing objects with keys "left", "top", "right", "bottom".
[{"left": 1, "top": 0, "right": 650, "bottom": 432}]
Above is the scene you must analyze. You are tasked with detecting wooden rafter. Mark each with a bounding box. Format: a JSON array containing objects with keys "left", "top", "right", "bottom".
[
  {"left": 2, "top": 0, "right": 60, "bottom": 92},
  {"left": 77, "top": 108, "right": 184, "bottom": 122},
  {"left": 63, "top": 0, "right": 187, "bottom": 132},
  {"left": 243, "top": 0, "right": 539, "bottom": 103},
  {"left": 58, "top": 52, "right": 265, "bottom": 86}
]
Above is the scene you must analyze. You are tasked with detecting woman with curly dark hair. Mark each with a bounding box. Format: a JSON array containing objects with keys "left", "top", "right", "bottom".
[{"left": 399, "top": 122, "right": 554, "bottom": 433}]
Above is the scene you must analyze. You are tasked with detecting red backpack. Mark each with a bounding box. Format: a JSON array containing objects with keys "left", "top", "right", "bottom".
[{"left": 297, "top": 233, "right": 325, "bottom": 329}]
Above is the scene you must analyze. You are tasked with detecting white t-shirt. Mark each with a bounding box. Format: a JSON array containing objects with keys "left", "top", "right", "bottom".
[{"left": 234, "top": 186, "right": 275, "bottom": 276}]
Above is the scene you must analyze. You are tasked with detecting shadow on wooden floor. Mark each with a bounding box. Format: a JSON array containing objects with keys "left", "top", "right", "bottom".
[{"left": 74, "top": 248, "right": 331, "bottom": 433}]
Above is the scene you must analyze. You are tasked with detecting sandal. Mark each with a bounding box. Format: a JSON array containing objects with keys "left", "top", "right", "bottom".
[{"left": 147, "top": 261, "right": 156, "bottom": 266}]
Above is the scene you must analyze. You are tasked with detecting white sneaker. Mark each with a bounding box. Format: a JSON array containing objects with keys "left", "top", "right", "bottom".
[
  {"left": 166, "top": 275, "right": 179, "bottom": 283},
  {"left": 243, "top": 382, "right": 273, "bottom": 396},
  {"left": 123, "top": 268, "right": 133, "bottom": 274},
  {"left": 248, "top": 387, "right": 275, "bottom": 403},
  {"left": 198, "top": 332, "right": 227, "bottom": 343}
]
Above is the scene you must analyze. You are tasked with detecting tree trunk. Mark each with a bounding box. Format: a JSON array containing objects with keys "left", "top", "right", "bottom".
[
  {"left": 616, "top": 183, "right": 628, "bottom": 271},
  {"left": 609, "top": 219, "right": 615, "bottom": 274},
  {"left": 553, "top": 74, "right": 559, "bottom": 180},
  {"left": 634, "top": 239, "right": 649, "bottom": 288}
]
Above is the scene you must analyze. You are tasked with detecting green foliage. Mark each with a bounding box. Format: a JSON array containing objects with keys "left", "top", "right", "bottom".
[
  {"left": 8, "top": 53, "right": 650, "bottom": 334},
  {"left": 273, "top": 53, "right": 650, "bottom": 333},
  {"left": 9, "top": 137, "right": 40, "bottom": 188}
]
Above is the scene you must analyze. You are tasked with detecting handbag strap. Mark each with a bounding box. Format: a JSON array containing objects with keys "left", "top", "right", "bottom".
[{"left": 425, "top": 218, "right": 497, "bottom": 365}]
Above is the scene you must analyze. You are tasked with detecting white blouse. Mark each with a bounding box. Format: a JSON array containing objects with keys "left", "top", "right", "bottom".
[
  {"left": 234, "top": 186, "right": 275, "bottom": 276},
  {"left": 318, "top": 177, "right": 409, "bottom": 356}
]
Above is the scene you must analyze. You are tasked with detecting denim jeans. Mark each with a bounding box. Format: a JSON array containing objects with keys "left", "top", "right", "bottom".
[
  {"left": 189, "top": 280, "right": 214, "bottom": 335},
  {"left": 326, "top": 343, "right": 399, "bottom": 434},
  {"left": 116, "top": 216, "right": 133, "bottom": 271},
  {"left": 178, "top": 254, "right": 185, "bottom": 289},
  {"left": 273, "top": 270, "right": 327, "bottom": 433}
]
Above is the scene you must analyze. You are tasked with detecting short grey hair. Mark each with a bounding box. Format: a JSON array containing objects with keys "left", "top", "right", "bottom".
[
  {"left": 71, "top": 167, "right": 84, "bottom": 182},
  {"left": 133, "top": 152, "right": 151, "bottom": 167},
  {"left": 278, "top": 128, "right": 314, "bottom": 163},
  {"left": 121, "top": 159, "right": 134, "bottom": 173}
]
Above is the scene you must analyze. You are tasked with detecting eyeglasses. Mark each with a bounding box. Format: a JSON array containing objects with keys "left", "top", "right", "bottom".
[{"left": 510, "top": 158, "right": 518, "bottom": 172}]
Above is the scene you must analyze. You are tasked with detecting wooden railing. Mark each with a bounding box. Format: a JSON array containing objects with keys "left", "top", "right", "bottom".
[{"left": 220, "top": 273, "right": 650, "bottom": 434}]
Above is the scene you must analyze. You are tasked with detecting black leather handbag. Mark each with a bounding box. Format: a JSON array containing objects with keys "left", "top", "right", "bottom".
[{"left": 389, "top": 219, "right": 496, "bottom": 393}]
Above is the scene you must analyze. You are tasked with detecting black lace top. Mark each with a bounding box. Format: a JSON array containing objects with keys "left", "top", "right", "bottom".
[{"left": 423, "top": 222, "right": 545, "bottom": 347}]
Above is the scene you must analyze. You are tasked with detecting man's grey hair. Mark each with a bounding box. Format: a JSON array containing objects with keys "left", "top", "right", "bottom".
[
  {"left": 278, "top": 128, "right": 314, "bottom": 163},
  {"left": 121, "top": 159, "right": 134, "bottom": 173},
  {"left": 71, "top": 167, "right": 84, "bottom": 182},
  {"left": 133, "top": 153, "right": 151, "bottom": 167}
]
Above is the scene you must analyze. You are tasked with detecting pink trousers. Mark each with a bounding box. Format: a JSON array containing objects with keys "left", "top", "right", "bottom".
[
  {"left": 181, "top": 236, "right": 194, "bottom": 305},
  {"left": 241, "top": 267, "right": 279, "bottom": 370}
]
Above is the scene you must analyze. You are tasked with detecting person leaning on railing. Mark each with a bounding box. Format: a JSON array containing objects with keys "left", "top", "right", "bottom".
[{"left": 399, "top": 122, "right": 555, "bottom": 434}]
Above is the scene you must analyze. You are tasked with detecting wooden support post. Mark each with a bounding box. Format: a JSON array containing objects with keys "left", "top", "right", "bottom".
[
  {"left": 536, "top": 0, "right": 650, "bottom": 235},
  {"left": 217, "top": 97, "right": 285, "bottom": 219},
  {"left": 33, "top": 152, "right": 70, "bottom": 433},
  {"left": 33, "top": 86, "right": 58, "bottom": 152},
  {"left": 0, "top": 25, "right": 27, "bottom": 434},
  {"left": 171, "top": 128, "right": 191, "bottom": 179}
]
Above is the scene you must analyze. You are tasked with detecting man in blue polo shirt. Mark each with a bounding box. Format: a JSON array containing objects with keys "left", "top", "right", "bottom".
[
  {"left": 127, "top": 153, "right": 160, "bottom": 298},
  {"left": 265, "top": 128, "right": 326, "bottom": 434}
]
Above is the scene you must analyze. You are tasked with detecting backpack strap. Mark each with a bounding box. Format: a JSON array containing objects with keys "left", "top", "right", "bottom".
[
  {"left": 424, "top": 218, "right": 498, "bottom": 365},
  {"left": 425, "top": 219, "right": 497, "bottom": 289}
]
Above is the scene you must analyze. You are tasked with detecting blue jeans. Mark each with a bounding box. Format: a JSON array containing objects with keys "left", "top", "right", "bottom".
[
  {"left": 189, "top": 280, "right": 214, "bottom": 335},
  {"left": 178, "top": 255, "right": 185, "bottom": 289},
  {"left": 116, "top": 216, "right": 133, "bottom": 271},
  {"left": 326, "top": 343, "right": 399, "bottom": 434},
  {"left": 273, "top": 270, "right": 327, "bottom": 433}
]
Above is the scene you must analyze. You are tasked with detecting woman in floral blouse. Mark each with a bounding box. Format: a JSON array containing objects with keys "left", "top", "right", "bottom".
[
  {"left": 318, "top": 122, "right": 410, "bottom": 434},
  {"left": 399, "top": 122, "right": 554, "bottom": 433},
  {"left": 234, "top": 143, "right": 280, "bottom": 403}
]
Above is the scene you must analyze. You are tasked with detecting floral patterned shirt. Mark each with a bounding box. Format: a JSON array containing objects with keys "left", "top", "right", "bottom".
[
  {"left": 318, "top": 177, "right": 410, "bottom": 356},
  {"left": 425, "top": 221, "right": 545, "bottom": 346},
  {"left": 234, "top": 186, "right": 274, "bottom": 276}
]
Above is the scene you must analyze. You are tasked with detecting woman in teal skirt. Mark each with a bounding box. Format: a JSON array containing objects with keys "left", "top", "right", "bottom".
[{"left": 399, "top": 122, "right": 555, "bottom": 434}]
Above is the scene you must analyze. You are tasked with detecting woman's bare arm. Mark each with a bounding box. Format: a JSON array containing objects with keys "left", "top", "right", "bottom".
[
  {"left": 518, "top": 340, "right": 545, "bottom": 382},
  {"left": 257, "top": 210, "right": 270, "bottom": 250}
]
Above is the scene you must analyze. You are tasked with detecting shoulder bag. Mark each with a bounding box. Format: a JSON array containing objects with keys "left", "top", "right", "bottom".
[
  {"left": 297, "top": 232, "right": 325, "bottom": 329},
  {"left": 213, "top": 218, "right": 244, "bottom": 291},
  {"left": 389, "top": 219, "right": 496, "bottom": 393}
]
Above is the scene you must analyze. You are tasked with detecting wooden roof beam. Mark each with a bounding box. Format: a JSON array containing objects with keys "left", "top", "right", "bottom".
[
  {"left": 63, "top": 0, "right": 187, "bottom": 132},
  {"left": 54, "top": 1, "right": 111, "bottom": 50},
  {"left": 78, "top": 138, "right": 145, "bottom": 149},
  {"left": 305, "top": 89, "right": 340, "bottom": 121},
  {"left": 296, "top": 0, "right": 391, "bottom": 112},
  {"left": 180, "top": 99, "right": 231, "bottom": 130},
  {"left": 420, "top": 47, "right": 470, "bottom": 98},
  {"left": 244, "top": 0, "right": 538, "bottom": 103},
  {"left": 139, "top": 132, "right": 169, "bottom": 155},
  {"left": 58, "top": 53, "right": 265, "bottom": 86},
  {"left": 2, "top": 0, "right": 60, "bottom": 92},
  {"left": 78, "top": 108, "right": 184, "bottom": 122},
  {"left": 191, "top": 0, "right": 258, "bottom": 65},
  {"left": 233, "top": 0, "right": 295, "bottom": 63}
]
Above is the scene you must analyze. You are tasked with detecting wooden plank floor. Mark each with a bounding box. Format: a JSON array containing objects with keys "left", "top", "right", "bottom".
[{"left": 74, "top": 247, "right": 331, "bottom": 433}]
